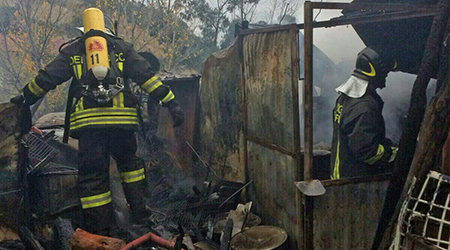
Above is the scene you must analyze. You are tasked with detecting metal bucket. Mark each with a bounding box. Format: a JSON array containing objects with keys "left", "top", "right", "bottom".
[{"left": 230, "top": 226, "right": 288, "bottom": 250}]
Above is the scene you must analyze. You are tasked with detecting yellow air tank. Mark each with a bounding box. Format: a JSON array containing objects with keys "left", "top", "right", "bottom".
[{"left": 82, "top": 8, "right": 109, "bottom": 81}]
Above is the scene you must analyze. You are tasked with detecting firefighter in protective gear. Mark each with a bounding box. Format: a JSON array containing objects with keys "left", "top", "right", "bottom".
[
  {"left": 11, "top": 8, "right": 184, "bottom": 235},
  {"left": 330, "top": 47, "right": 398, "bottom": 179}
]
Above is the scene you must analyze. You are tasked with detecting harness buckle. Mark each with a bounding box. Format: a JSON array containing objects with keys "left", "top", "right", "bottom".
[{"left": 81, "top": 78, "right": 125, "bottom": 103}]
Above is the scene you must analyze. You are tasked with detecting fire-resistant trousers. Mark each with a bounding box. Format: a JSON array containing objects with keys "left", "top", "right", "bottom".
[{"left": 77, "top": 129, "right": 146, "bottom": 234}]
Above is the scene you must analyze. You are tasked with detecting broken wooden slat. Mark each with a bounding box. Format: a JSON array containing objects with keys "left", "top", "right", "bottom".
[
  {"left": 442, "top": 129, "right": 450, "bottom": 174},
  {"left": 373, "top": 0, "right": 450, "bottom": 248},
  {"left": 69, "top": 228, "right": 125, "bottom": 250},
  {"left": 402, "top": 234, "right": 441, "bottom": 250}
]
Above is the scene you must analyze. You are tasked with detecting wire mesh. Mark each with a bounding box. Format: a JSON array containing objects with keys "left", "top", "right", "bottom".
[
  {"left": 134, "top": 94, "right": 238, "bottom": 231},
  {"left": 25, "top": 133, "right": 59, "bottom": 172},
  {"left": 398, "top": 171, "right": 450, "bottom": 250},
  {"left": 148, "top": 193, "right": 236, "bottom": 231}
]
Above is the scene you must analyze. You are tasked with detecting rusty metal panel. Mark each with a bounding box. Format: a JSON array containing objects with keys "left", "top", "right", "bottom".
[
  {"left": 313, "top": 180, "right": 389, "bottom": 250},
  {"left": 242, "top": 28, "right": 296, "bottom": 151},
  {"left": 247, "top": 141, "right": 303, "bottom": 250},
  {"left": 199, "top": 40, "right": 244, "bottom": 182},
  {"left": 241, "top": 25, "right": 302, "bottom": 249},
  {"left": 155, "top": 76, "right": 200, "bottom": 171}
]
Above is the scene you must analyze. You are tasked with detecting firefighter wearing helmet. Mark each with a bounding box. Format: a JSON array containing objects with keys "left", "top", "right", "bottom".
[
  {"left": 330, "top": 47, "right": 398, "bottom": 180},
  {"left": 11, "top": 8, "right": 184, "bottom": 235}
]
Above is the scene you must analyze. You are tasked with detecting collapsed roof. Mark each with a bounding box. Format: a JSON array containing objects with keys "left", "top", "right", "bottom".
[{"left": 341, "top": 0, "right": 437, "bottom": 76}]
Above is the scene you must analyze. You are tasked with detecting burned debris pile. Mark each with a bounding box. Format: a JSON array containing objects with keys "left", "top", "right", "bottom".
[{"left": 0, "top": 109, "right": 288, "bottom": 250}]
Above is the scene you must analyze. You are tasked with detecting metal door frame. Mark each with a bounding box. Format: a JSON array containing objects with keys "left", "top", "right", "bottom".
[{"left": 301, "top": 2, "right": 437, "bottom": 249}]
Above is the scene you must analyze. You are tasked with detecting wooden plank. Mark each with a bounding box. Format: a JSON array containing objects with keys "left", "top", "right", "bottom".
[{"left": 321, "top": 174, "right": 391, "bottom": 187}]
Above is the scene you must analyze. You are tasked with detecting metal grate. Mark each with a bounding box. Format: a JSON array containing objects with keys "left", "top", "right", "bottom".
[
  {"left": 397, "top": 171, "right": 450, "bottom": 250},
  {"left": 25, "top": 133, "right": 59, "bottom": 172},
  {"left": 148, "top": 191, "right": 237, "bottom": 231}
]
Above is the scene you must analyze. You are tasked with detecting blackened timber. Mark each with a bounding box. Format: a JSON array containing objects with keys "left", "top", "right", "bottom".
[
  {"left": 239, "top": 33, "right": 249, "bottom": 188},
  {"left": 297, "top": 10, "right": 437, "bottom": 30},
  {"left": 372, "top": 0, "right": 450, "bottom": 249},
  {"left": 310, "top": 2, "right": 436, "bottom": 12},
  {"left": 303, "top": 0, "right": 313, "bottom": 184},
  {"left": 322, "top": 174, "right": 391, "bottom": 188},
  {"left": 290, "top": 24, "right": 301, "bottom": 172},
  {"left": 303, "top": 2, "right": 314, "bottom": 250}
]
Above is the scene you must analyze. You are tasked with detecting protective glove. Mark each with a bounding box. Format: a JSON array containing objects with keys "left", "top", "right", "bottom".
[
  {"left": 10, "top": 95, "right": 32, "bottom": 135},
  {"left": 166, "top": 100, "right": 184, "bottom": 128},
  {"left": 389, "top": 147, "right": 398, "bottom": 163},
  {"left": 10, "top": 95, "right": 25, "bottom": 105}
]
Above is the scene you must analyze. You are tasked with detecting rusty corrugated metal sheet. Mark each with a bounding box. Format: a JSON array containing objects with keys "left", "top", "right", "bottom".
[
  {"left": 156, "top": 76, "right": 201, "bottom": 171},
  {"left": 247, "top": 142, "right": 302, "bottom": 249},
  {"left": 199, "top": 39, "right": 245, "bottom": 182},
  {"left": 243, "top": 31, "right": 295, "bottom": 150},
  {"left": 313, "top": 180, "right": 388, "bottom": 250},
  {"left": 242, "top": 27, "right": 302, "bottom": 249}
]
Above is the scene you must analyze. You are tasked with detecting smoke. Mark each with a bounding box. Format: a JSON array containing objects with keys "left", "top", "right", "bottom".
[
  {"left": 294, "top": 1, "right": 438, "bottom": 146},
  {"left": 302, "top": 57, "right": 437, "bottom": 146}
]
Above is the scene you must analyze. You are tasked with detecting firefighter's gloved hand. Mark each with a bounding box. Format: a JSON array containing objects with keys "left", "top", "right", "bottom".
[
  {"left": 10, "top": 95, "right": 25, "bottom": 105},
  {"left": 167, "top": 100, "right": 184, "bottom": 128},
  {"left": 10, "top": 95, "right": 32, "bottom": 135},
  {"left": 389, "top": 147, "right": 398, "bottom": 163}
]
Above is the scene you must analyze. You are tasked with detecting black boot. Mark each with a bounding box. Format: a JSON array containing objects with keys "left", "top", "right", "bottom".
[{"left": 122, "top": 181, "right": 149, "bottom": 224}]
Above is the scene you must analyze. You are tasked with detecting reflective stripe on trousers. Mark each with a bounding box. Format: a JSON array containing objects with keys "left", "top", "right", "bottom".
[
  {"left": 120, "top": 168, "right": 145, "bottom": 183},
  {"left": 80, "top": 191, "right": 112, "bottom": 209}
]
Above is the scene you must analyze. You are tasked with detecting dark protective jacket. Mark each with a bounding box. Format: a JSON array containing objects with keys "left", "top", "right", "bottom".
[
  {"left": 22, "top": 36, "right": 174, "bottom": 137},
  {"left": 330, "top": 89, "right": 393, "bottom": 179}
]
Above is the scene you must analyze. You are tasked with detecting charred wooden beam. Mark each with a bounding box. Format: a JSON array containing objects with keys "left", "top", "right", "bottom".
[
  {"left": 443, "top": 130, "right": 450, "bottom": 174},
  {"left": 310, "top": 2, "right": 436, "bottom": 12},
  {"left": 402, "top": 234, "right": 441, "bottom": 250},
  {"left": 372, "top": 1, "right": 450, "bottom": 249},
  {"left": 70, "top": 228, "right": 125, "bottom": 250},
  {"left": 297, "top": 11, "right": 437, "bottom": 29},
  {"left": 303, "top": 2, "right": 314, "bottom": 250}
]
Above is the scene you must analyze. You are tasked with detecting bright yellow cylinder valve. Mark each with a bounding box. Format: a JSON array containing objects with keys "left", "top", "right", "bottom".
[{"left": 82, "top": 8, "right": 109, "bottom": 81}]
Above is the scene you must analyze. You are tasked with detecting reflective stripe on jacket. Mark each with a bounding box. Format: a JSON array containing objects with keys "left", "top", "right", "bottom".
[
  {"left": 330, "top": 89, "right": 392, "bottom": 179},
  {"left": 22, "top": 36, "right": 175, "bottom": 136}
]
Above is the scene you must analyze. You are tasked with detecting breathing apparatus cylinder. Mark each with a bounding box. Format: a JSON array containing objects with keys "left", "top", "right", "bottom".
[{"left": 82, "top": 8, "right": 109, "bottom": 81}]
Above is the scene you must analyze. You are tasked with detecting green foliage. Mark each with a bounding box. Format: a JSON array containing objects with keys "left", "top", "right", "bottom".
[{"left": 221, "top": 19, "right": 239, "bottom": 50}]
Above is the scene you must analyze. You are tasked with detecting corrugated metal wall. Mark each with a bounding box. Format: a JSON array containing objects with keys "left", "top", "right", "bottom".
[
  {"left": 199, "top": 40, "right": 245, "bottom": 182},
  {"left": 313, "top": 180, "right": 389, "bottom": 250},
  {"left": 241, "top": 25, "right": 303, "bottom": 249},
  {"left": 197, "top": 23, "right": 393, "bottom": 250},
  {"left": 156, "top": 77, "right": 200, "bottom": 171}
]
